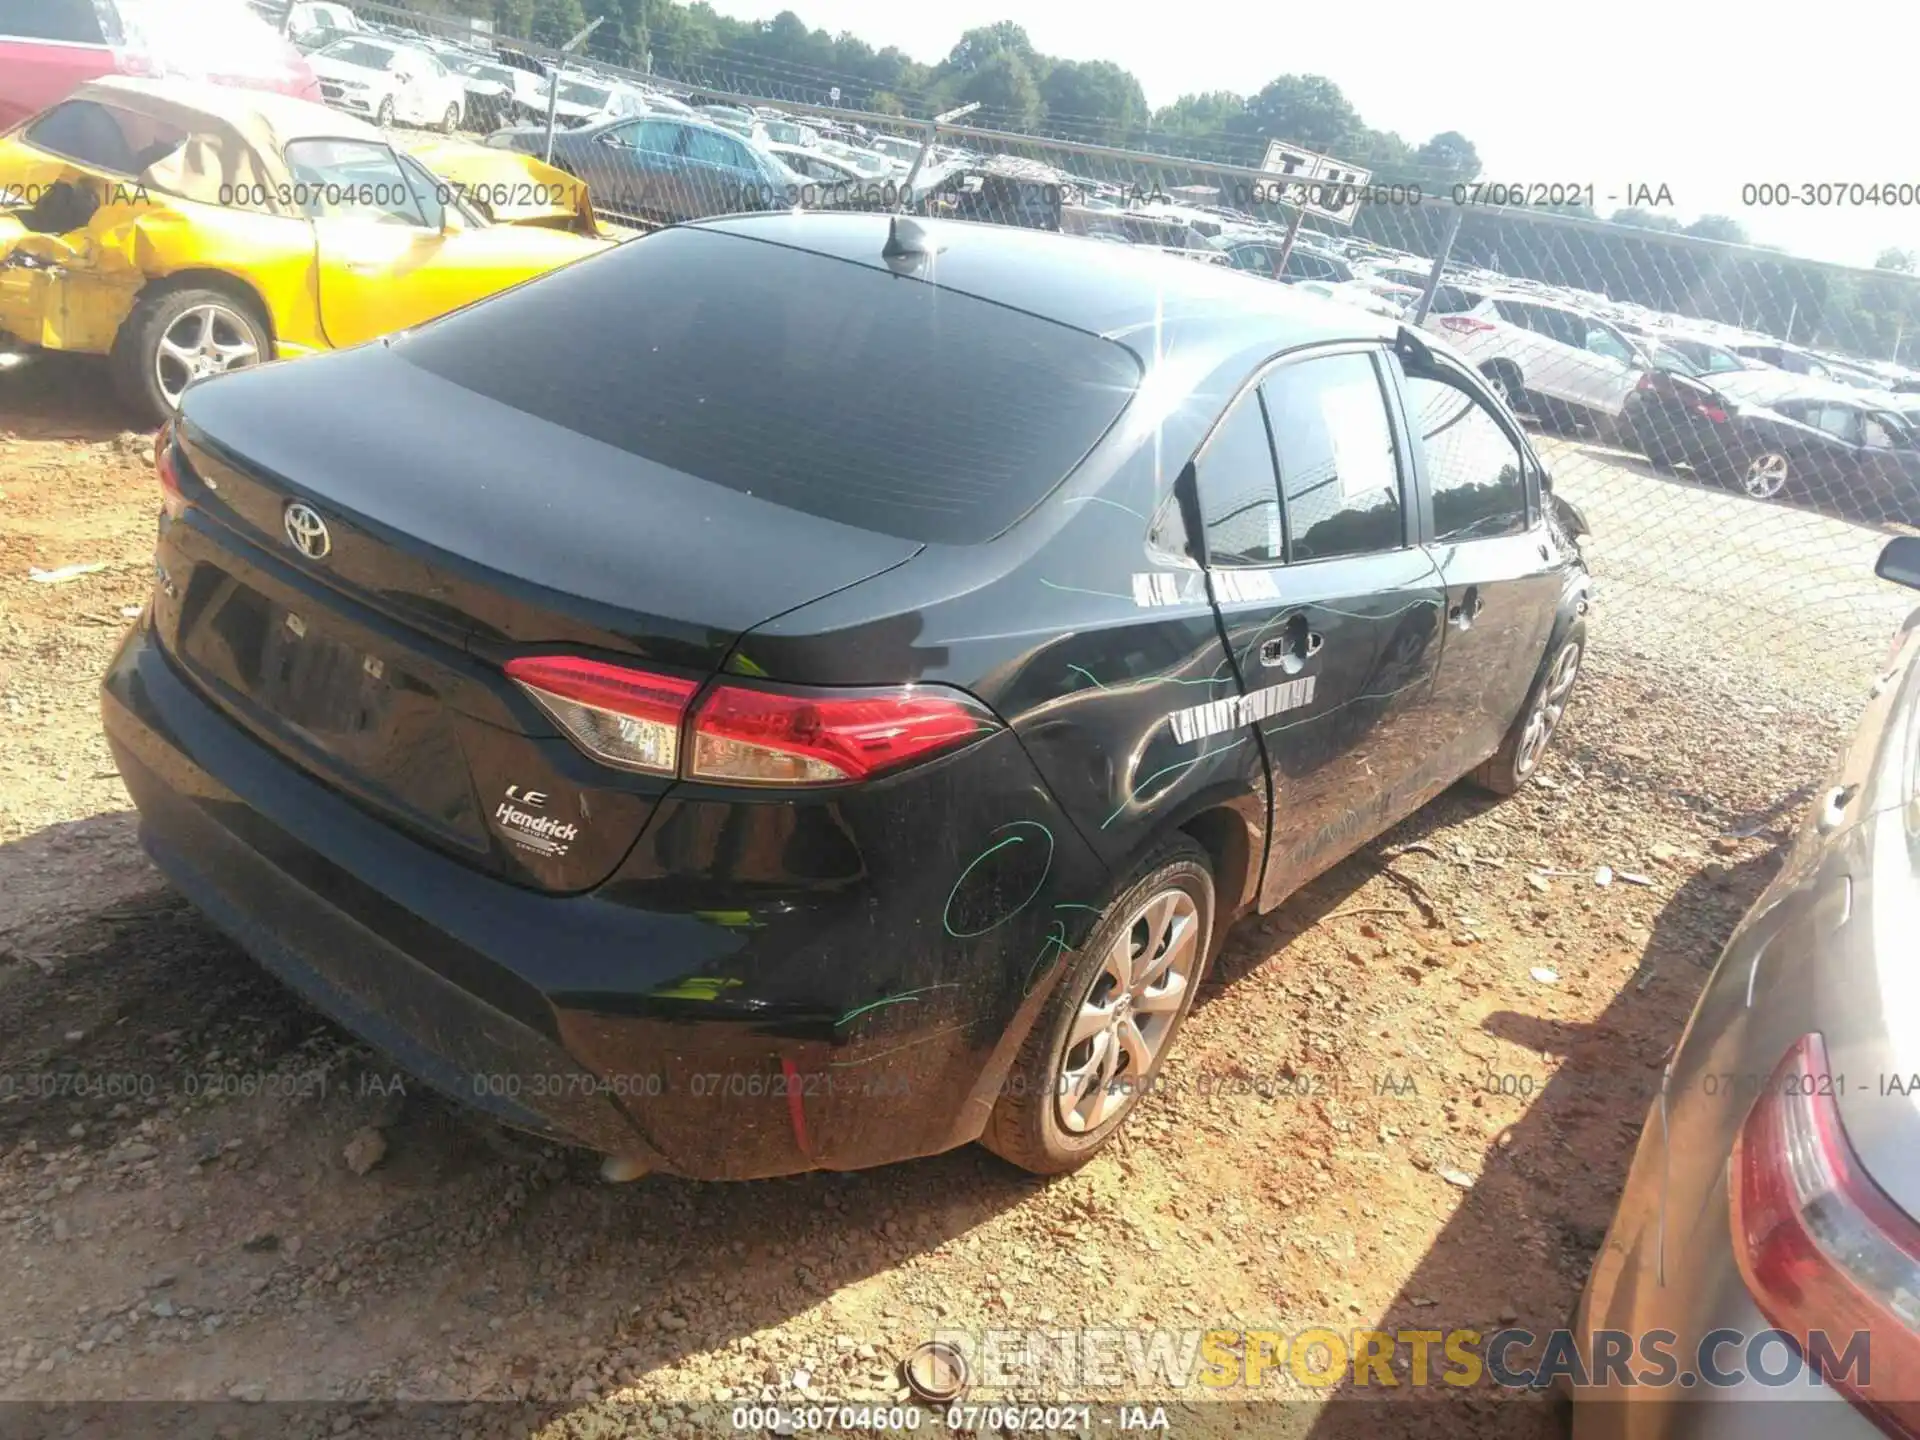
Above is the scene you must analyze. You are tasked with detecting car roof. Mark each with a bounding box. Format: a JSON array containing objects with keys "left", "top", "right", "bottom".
[
  {"left": 690, "top": 213, "right": 1397, "bottom": 349},
  {"left": 72, "top": 74, "right": 380, "bottom": 148}
]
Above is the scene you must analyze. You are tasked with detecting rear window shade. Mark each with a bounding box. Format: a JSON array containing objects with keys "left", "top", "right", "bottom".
[{"left": 392, "top": 227, "right": 1142, "bottom": 545}]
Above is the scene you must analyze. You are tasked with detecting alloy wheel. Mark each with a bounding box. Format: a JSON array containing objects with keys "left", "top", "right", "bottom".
[
  {"left": 443, "top": 104, "right": 460, "bottom": 134},
  {"left": 1743, "top": 452, "right": 1790, "bottom": 499},
  {"left": 1054, "top": 887, "right": 1200, "bottom": 1134},
  {"left": 376, "top": 96, "right": 395, "bottom": 127},
  {"left": 1516, "top": 639, "right": 1582, "bottom": 777},
  {"left": 154, "top": 303, "right": 261, "bottom": 410}
]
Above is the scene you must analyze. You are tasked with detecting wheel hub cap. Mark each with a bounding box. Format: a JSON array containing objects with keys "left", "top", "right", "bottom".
[{"left": 1054, "top": 887, "right": 1200, "bottom": 1135}]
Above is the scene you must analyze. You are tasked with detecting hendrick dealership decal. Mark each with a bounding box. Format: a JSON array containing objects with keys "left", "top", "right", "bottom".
[{"left": 492, "top": 785, "right": 578, "bottom": 857}]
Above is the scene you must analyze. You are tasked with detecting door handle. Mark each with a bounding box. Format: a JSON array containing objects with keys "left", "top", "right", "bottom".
[
  {"left": 1259, "top": 621, "right": 1322, "bottom": 669},
  {"left": 1448, "top": 586, "right": 1484, "bottom": 630}
]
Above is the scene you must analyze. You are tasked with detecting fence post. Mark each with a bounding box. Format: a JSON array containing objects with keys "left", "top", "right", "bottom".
[
  {"left": 544, "top": 15, "right": 608, "bottom": 166},
  {"left": 1270, "top": 208, "right": 1305, "bottom": 281},
  {"left": 900, "top": 101, "right": 980, "bottom": 214},
  {"left": 1412, "top": 206, "right": 1465, "bottom": 327}
]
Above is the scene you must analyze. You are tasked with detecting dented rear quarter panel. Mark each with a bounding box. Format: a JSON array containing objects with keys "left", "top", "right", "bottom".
[{"left": 0, "top": 154, "right": 326, "bottom": 357}]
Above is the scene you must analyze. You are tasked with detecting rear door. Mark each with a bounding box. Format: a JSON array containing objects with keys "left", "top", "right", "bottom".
[
  {"left": 677, "top": 124, "right": 759, "bottom": 219},
  {"left": 1191, "top": 346, "right": 1449, "bottom": 908},
  {"left": 1571, "top": 316, "right": 1643, "bottom": 416},
  {"left": 1389, "top": 351, "right": 1565, "bottom": 780},
  {"left": 1504, "top": 302, "right": 1590, "bottom": 408}
]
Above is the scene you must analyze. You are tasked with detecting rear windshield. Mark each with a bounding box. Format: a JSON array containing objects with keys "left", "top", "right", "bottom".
[{"left": 391, "top": 226, "right": 1142, "bottom": 545}]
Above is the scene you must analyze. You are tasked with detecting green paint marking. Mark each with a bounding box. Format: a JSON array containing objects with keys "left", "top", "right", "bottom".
[
  {"left": 833, "top": 982, "right": 960, "bottom": 1030},
  {"left": 942, "top": 822, "right": 1055, "bottom": 939},
  {"left": 1100, "top": 735, "right": 1249, "bottom": 830},
  {"left": 1053, "top": 902, "right": 1102, "bottom": 914},
  {"left": 829, "top": 1022, "right": 971, "bottom": 1069},
  {"left": 1067, "top": 664, "right": 1108, "bottom": 691}
]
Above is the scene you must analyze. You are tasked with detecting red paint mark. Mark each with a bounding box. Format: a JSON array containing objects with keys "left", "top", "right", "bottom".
[{"left": 780, "top": 1057, "right": 813, "bottom": 1159}]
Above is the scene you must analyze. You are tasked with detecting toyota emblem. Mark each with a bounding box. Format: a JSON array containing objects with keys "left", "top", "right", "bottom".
[{"left": 283, "top": 502, "right": 331, "bottom": 560}]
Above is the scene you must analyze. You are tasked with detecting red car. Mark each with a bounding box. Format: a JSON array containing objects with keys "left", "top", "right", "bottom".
[{"left": 0, "top": 0, "right": 319, "bottom": 130}]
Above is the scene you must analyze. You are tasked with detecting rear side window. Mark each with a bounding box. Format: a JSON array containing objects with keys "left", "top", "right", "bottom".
[
  {"left": 26, "top": 100, "right": 186, "bottom": 175},
  {"left": 392, "top": 227, "right": 1142, "bottom": 545},
  {"left": 0, "top": 0, "right": 105, "bottom": 42},
  {"left": 1261, "top": 353, "right": 1404, "bottom": 563},
  {"left": 1403, "top": 374, "right": 1529, "bottom": 542},
  {"left": 1192, "top": 391, "right": 1282, "bottom": 566}
]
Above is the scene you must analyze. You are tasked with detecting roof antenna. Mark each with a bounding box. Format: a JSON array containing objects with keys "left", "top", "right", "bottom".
[{"left": 883, "top": 215, "right": 941, "bottom": 261}]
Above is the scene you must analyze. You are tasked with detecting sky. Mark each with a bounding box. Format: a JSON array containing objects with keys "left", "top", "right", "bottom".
[{"left": 699, "top": 0, "right": 1920, "bottom": 271}]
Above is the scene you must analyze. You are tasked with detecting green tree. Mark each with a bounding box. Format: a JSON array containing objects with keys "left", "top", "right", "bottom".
[
  {"left": 1150, "top": 90, "right": 1247, "bottom": 137},
  {"left": 1243, "top": 74, "right": 1361, "bottom": 152},
  {"left": 941, "top": 21, "right": 1035, "bottom": 74},
  {"left": 1684, "top": 214, "right": 1748, "bottom": 244},
  {"left": 1876, "top": 247, "right": 1917, "bottom": 273},
  {"left": 1413, "top": 129, "right": 1479, "bottom": 182},
  {"left": 1038, "top": 59, "right": 1146, "bottom": 143},
  {"left": 946, "top": 51, "right": 1041, "bottom": 129}
]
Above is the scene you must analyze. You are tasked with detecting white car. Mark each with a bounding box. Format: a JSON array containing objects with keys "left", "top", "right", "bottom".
[
  {"left": 1295, "top": 280, "right": 1410, "bottom": 319},
  {"left": 285, "top": 1, "right": 363, "bottom": 52},
  {"left": 310, "top": 37, "right": 464, "bottom": 131},
  {"left": 1421, "top": 287, "right": 1648, "bottom": 424},
  {"left": 532, "top": 74, "right": 649, "bottom": 128}
]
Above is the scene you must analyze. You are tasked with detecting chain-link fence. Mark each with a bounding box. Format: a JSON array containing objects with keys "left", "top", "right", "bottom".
[{"left": 306, "top": 0, "right": 1920, "bottom": 688}]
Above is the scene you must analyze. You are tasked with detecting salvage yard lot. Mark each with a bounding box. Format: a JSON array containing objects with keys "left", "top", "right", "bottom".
[{"left": 0, "top": 357, "right": 1901, "bottom": 1435}]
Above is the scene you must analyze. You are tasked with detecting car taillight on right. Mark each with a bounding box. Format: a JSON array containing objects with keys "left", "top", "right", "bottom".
[
  {"left": 1731, "top": 1032, "right": 1920, "bottom": 1435},
  {"left": 1437, "top": 316, "right": 1496, "bottom": 335},
  {"left": 1693, "top": 402, "right": 1729, "bottom": 423},
  {"left": 506, "top": 655, "right": 1002, "bottom": 787}
]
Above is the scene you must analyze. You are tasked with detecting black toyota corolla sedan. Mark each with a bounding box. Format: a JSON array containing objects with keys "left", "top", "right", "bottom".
[{"left": 102, "top": 213, "right": 1590, "bottom": 1181}]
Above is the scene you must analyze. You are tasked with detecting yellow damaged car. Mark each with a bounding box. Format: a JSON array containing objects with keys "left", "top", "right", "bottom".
[{"left": 0, "top": 76, "right": 610, "bottom": 421}]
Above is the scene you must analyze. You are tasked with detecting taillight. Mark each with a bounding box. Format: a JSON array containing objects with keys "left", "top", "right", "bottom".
[
  {"left": 690, "top": 682, "right": 997, "bottom": 785},
  {"left": 1437, "top": 316, "right": 1496, "bottom": 335},
  {"left": 1731, "top": 1032, "right": 1920, "bottom": 1435},
  {"left": 506, "top": 657, "right": 1000, "bottom": 787},
  {"left": 156, "top": 420, "right": 186, "bottom": 520},
  {"left": 1694, "top": 403, "right": 1729, "bottom": 423},
  {"left": 505, "top": 656, "right": 699, "bottom": 776}
]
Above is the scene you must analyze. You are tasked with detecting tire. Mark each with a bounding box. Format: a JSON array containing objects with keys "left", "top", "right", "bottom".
[
  {"left": 981, "top": 839, "right": 1215, "bottom": 1175},
  {"left": 442, "top": 102, "right": 461, "bottom": 135},
  {"left": 1737, "top": 449, "right": 1792, "bottom": 500},
  {"left": 108, "top": 285, "right": 270, "bottom": 425},
  {"left": 1471, "top": 619, "right": 1584, "bottom": 796},
  {"left": 376, "top": 95, "right": 395, "bottom": 127}
]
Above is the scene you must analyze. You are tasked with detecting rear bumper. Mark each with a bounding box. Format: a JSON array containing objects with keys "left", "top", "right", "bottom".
[{"left": 103, "top": 617, "right": 1097, "bottom": 1179}]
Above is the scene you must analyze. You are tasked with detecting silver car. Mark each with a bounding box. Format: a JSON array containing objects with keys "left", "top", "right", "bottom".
[{"left": 1571, "top": 535, "right": 1920, "bottom": 1436}]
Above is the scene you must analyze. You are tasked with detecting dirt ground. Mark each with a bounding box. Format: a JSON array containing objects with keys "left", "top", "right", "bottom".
[{"left": 0, "top": 352, "right": 1893, "bottom": 1438}]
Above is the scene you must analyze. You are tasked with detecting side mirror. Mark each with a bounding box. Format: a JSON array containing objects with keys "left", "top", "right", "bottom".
[{"left": 1877, "top": 536, "right": 1920, "bottom": 591}]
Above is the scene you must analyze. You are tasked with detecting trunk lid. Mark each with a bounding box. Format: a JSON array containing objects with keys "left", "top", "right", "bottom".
[{"left": 154, "top": 346, "right": 922, "bottom": 892}]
